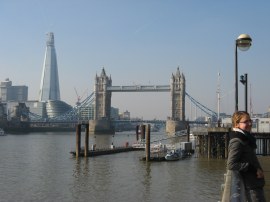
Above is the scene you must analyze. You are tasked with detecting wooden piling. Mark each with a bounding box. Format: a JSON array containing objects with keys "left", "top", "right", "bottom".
[
  {"left": 208, "top": 133, "right": 211, "bottom": 158},
  {"left": 141, "top": 125, "right": 146, "bottom": 140},
  {"left": 145, "top": 124, "right": 151, "bottom": 162},
  {"left": 76, "top": 124, "right": 81, "bottom": 158},
  {"left": 136, "top": 125, "right": 139, "bottom": 141},
  {"left": 187, "top": 124, "right": 190, "bottom": 142},
  {"left": 224, "top": 133, "right": 228, "bottom": 159},
  {"left": 84, "top": 124, "right": 89, "bottom": 157}
]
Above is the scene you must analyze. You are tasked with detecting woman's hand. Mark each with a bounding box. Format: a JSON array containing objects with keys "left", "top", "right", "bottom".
[{"left": 257, "top": 168, "right": 264, "bottom": 178}]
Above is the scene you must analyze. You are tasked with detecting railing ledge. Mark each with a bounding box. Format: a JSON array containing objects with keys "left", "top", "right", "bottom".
[{"left": 221, "top": 170, "right": 246, "bottom": 202}]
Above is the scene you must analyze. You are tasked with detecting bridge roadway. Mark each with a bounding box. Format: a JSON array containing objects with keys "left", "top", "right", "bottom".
[{"left": 107, "top": 85, "right": 170, "bottom": 92}]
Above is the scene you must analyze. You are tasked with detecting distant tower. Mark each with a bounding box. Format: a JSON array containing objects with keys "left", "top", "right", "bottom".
[
  {"left": 94, "top": 68, "right": 112, "bottom": 120},
  {"left": 89, "top": 68, "right": 114, "bottom": 134},
  {"left": 166, "top": 67, "right": 186, "bottom": 134},
  {"left": 39, "top": 32, "right": 60, "bottom": 101},
  {"left": 170, "top": 67, "right": 185, "bottom": 121}
]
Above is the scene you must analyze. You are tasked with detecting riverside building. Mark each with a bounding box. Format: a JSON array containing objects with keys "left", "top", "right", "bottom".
[{"left": 0, "top": 78, "right": 28, "bottom": 102}]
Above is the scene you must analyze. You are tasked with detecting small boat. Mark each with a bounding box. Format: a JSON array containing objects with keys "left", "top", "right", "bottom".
[
  {"left": 174, "top": 130, "right": 187, "bottom": 136},
  {"left": 150, "top": 142, "right": 167, "bottom": 153},
  {"left": 132, "top": 141, "right": 166, "bottom": 152},
  {"left": 0, "top": 128, "right": 5, "bottom": 136},
  {"left": 165, "top": 149, "right": 182, "bottom": 161},
  {"left": 132, "top": 140, "right": 146, "bottom": 149}
]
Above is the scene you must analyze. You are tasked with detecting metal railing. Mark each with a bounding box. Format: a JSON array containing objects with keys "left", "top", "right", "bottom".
[{"left": 255, "top": 136, "right": 270, "bottom": 156}]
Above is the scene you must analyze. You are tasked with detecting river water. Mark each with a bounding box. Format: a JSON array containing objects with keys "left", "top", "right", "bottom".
[{"left": 0, "top": 131, "right": 227, "bottom": 202}]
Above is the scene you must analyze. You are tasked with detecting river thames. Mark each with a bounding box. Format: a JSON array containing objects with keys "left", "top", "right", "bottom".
[{"left": 0, "top": 131, "right": 237, "bottom": 202}]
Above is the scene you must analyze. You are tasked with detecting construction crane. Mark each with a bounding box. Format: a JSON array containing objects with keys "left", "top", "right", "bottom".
[{"left": 74, "top": 87, "right": 87, "bottom": 106}]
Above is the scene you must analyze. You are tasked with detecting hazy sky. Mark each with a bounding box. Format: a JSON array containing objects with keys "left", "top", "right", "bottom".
[{"left": 1, "top": 1, "right": 269, "bottom": 120}]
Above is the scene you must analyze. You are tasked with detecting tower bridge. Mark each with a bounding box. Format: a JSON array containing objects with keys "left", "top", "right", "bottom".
[
  {"left": 90, "top": 67, "right": 185, "bottom": 134},
  {"left": 27, "top": 67, "right": 217, "bottom": 134}
]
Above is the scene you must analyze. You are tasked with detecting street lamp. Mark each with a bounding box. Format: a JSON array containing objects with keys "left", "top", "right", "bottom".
[{"left": 235, "top": 34, "right": 252, "bottom": 112}]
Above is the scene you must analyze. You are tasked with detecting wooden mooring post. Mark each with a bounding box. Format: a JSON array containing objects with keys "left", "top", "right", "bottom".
[
  {"left": 136, "top": 125, "right": 139, "bottom": 141},
  {"left": 207, "top": 133, "right": 211, "bottom": 159},
  {"left": 145, "top": 124, "right": 151, "bottom": 162},
  {"left": 75, "top": 123, "right": 90, "bottom": 157},
  {"left": 76, "top": 124, "right": 81, "bottom": 158},
  {"left": 141, "top": 124, "right": 146, "bottom": 140},
  {"left": 135, "top": 124, "right": 146, "bottom": 142},
  {"left": 187, "top": 124, "right": 190, "bottom": 142},
  {"left": 84, "top": 124, "right": 89, "bottom": 157},
  {"left": 224, "top": 133, "right": 228, "bottom": 158}
]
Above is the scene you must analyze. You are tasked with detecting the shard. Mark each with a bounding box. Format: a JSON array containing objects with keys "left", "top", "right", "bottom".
[{"left": 39, "top": 32, "right": 61, "bottom": 101}]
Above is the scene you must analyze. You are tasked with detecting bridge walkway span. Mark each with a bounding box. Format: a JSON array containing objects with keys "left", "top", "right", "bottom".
[{"left": 107, "top": 85, "right": 170, "bottom": 92}]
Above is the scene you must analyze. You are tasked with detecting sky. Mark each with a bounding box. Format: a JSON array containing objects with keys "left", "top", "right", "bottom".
[{"left": 1, "top": 0, "right": 270, "bottom": 120}]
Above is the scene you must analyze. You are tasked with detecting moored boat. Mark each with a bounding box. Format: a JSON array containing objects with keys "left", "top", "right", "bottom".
[
  {"left": 165, "top": 149, "right": 182, "bottom": 161},
  {"left": 132, "top": 141, "right": 167, "bottom": 152},
  {"left": 132, "top": 140, "right": 146, "bottom": 149}
]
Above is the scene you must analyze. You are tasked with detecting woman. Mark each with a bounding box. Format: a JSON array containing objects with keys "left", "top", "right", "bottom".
[{"left": 227, "top": 111, "right": 266, "bottom": 202}]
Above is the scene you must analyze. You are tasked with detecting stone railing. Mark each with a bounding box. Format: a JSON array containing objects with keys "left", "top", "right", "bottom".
[{"left": 221, "top": 170, "right": 246, "bottom": 202}]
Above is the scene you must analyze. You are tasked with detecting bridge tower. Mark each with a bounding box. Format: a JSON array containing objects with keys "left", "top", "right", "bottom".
[
  {"left": 166, "top": 67, "right": 187, "bottom": 133},
  {"left": 89, "top": 68, "right": 114, "bottom": 133},
  {"left": 94, "top": 68, "right": 112, "bottom": 120},
  {"left": 171, "top": 67, "right": 185, "bottom": 121}
]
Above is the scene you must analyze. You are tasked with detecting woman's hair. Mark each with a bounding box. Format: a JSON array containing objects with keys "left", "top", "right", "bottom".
[{"left": 232, "top": 111, "right": 250, "bottom": 127}]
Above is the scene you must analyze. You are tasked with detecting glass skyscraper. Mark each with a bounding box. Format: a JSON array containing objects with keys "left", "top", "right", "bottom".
[{"left": 39, "top": 32, "right": 61, "bottom": 101}]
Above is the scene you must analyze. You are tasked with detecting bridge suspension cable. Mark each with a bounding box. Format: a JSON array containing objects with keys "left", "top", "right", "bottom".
[
  {"left": 185, "top": 92, "right": 217, "bottom": 118},
  {"left": 51, "top": 92, "right": 95, "bottom": 121},
  {"left": 29, "top": 92, "right": 95, "bottom": 122}
]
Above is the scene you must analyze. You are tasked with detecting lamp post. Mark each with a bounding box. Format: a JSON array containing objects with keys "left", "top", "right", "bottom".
[
  {"left": 240, "top": 73, "right": 248, "bottom": 112},
  {"left": 235, "top": 34, "right": 252, "bottom": 112}
]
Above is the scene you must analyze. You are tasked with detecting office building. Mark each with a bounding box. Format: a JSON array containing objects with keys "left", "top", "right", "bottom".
[
  {"left": 0, "top": 78, "right": 28, "bottom": 102},
  {"left": 39, "top": 32, "right": 61, "bottom": 101}
]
